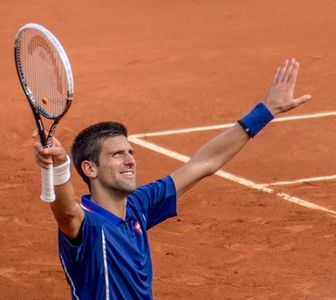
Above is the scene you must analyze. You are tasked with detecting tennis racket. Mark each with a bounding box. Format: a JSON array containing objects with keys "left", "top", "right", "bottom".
[{"left": 14, "top": 23, "right": 74, "bottom": 202}]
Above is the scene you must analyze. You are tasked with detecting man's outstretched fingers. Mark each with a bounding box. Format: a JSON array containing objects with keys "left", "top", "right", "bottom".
[
  {"left": 272, "top": 66, "right": 281, "bottom": 86},
  {"left": 283, "top": 58, "right": 296, "bottom": 83},
  {"left": 288, "top": 61, "right": 300, "bottom": 86},
  {"left": 277, "top": 59, "right": 289, "bottom": 83}
]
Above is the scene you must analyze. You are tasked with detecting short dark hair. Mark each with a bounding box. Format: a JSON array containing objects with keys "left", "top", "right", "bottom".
[{"left": 71, "top": 121, "right": 128, "bottom": 188}]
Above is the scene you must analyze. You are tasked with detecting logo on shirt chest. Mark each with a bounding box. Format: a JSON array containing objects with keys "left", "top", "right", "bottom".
[{"left": 134, "top": 221, "right": 143, "bottom": 235}]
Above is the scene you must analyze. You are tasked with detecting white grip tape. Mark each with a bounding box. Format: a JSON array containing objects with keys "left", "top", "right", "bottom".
[
  {"left": 53, "top": 155, "right": 71, "bottom": 186},
  {"left": 40, "top": 165, "right": 56, "bottom": 202}
]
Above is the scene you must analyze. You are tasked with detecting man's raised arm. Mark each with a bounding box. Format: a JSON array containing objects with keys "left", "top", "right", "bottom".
[
  {"left": 34, "top": 134, "right": 84, "bottom": 239},
  {"left": 171, "top": 58, "right": 311, "bottom": 196}
]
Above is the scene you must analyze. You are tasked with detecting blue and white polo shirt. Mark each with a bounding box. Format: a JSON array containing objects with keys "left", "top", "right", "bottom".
[{"left": 58, "top": 176, "right": 177, "bottom": 300}]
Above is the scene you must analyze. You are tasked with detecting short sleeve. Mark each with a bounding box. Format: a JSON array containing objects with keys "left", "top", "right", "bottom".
[
  {"left": 58, "top": 210, "right": 101, "bottom": 265},
  {"left": 129, "top": 176, "right": 177, "bottom": 230}
]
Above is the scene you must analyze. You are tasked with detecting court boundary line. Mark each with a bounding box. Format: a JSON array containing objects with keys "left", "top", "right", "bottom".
[
  {"left": 131, "top": 111, "right": 336, "bottom": 138},
  {"left": 261, "top": 175, "right": 336, "bottom": 186},
  {"left": 129, "top": 111, "right": 336, "bottom": 217}
]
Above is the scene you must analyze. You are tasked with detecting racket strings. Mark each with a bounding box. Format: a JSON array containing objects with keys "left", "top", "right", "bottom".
[{"left": 18, "top": 29, "right": 68, "bottom": 118}]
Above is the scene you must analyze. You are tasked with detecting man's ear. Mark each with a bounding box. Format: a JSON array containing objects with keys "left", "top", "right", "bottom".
[{"left": 81, "top": 160, "right": 98, "bottom": 179}]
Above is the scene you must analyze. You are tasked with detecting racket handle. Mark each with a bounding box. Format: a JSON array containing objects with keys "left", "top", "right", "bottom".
[{"left": 40, "top": 165, "right": 56, "bottom": 202}]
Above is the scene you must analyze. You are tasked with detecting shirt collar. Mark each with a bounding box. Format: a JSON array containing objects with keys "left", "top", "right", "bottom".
[{"left": 81, "top": 194, "right": 123, "bottom": 225}]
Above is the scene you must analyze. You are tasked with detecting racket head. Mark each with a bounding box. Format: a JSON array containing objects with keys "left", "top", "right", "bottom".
[{"left": 14, "top": 23, "right": 74, "bottom": 120}]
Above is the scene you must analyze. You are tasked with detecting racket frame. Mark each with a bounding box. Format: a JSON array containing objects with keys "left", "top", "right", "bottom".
[{"left": 14, "top": 23, "right": 74, "bottom": 202}]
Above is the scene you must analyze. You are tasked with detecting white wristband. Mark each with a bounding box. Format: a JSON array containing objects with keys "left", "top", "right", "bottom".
[{"left": 53, "top": 155, "right": 71, "bottom": 186}]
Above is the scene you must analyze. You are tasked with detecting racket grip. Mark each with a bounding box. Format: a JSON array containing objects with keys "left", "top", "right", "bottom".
[{"left": 40, "top": 165, "right": 56, "bottom": 202}]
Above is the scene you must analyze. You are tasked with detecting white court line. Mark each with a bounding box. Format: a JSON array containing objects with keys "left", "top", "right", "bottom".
[
  {"left": 261, "top": 175, "right": 336, "bottom": 186},
  {"left": 129, "top": 136, "right": 336, "bottom": 216},
  {"left": 131, "top": 111, "right": 336, "bottom": 138}
]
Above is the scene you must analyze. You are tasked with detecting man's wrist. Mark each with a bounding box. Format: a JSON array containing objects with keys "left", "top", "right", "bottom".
[
  {"left": 262, "top": 100, "right": 278, "bottom": 116},
  {"left": 53, "top": 155, "right": 71, "bottom": 185},
  {"left": 238, "top": 102, "right": 274, "bottom": 138}
]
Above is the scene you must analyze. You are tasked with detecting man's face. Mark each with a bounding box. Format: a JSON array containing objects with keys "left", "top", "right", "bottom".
[{"left": 95, "top": 135, "right": 137, "bottom": 193}]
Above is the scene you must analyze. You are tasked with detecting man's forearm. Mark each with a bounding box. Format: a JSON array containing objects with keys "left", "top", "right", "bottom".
[
  {"left": 190, "top": 123, "right": 250, "bottom": 176},
  {"left": 51, "top": 179, "right": 84, "bottom": 239}
]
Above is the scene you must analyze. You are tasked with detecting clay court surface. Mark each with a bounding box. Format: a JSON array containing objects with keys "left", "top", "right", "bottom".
[{"left": 1, "top": 0, "right": 336, "bottom": 299}]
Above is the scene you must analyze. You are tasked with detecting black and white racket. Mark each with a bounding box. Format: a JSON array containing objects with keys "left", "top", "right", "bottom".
[{"left": 14, "top": 23, "right": 74, "bottom": 202}]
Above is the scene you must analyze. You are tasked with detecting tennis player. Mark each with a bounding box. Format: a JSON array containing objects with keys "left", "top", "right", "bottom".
[{"left": 34, "top": 58, "right": 311, "bottom": 299}]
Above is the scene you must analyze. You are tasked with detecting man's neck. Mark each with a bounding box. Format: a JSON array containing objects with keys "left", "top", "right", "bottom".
[{"left": 90, "top": 188, "right": 129, "bottom": 220}]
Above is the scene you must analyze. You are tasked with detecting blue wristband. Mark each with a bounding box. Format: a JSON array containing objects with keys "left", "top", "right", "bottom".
[{"left": 238, "top": 102, "right": 274, "bottom": 138}]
